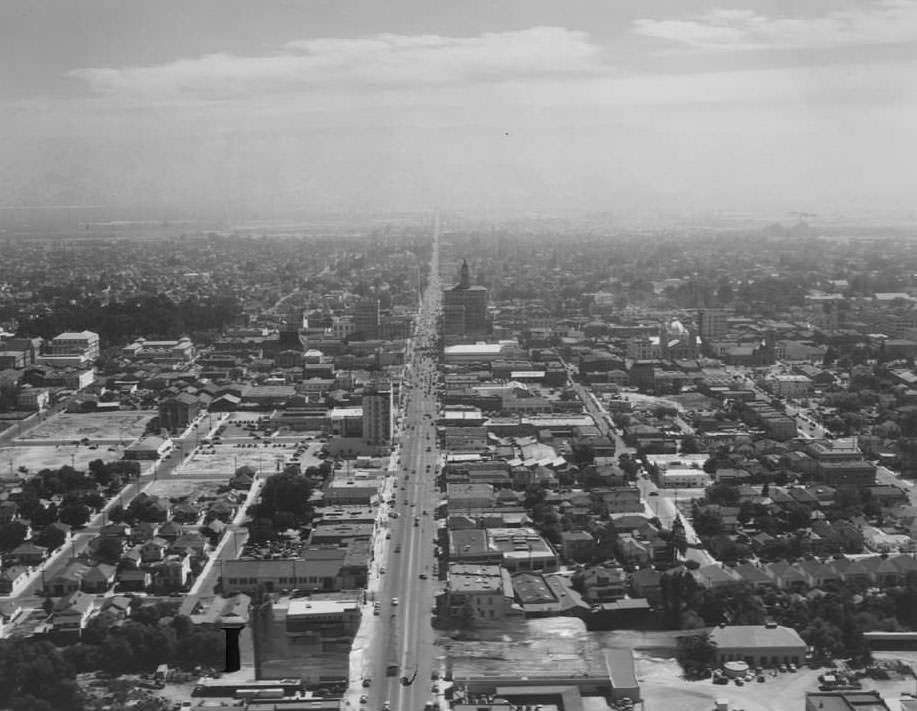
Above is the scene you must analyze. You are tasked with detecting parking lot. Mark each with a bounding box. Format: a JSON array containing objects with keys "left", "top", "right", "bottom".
[
  {"left": 173, "top": 440, "right": 324, "bottom": 479},
  {"left": 19, "top": 410, "right": 155, "bottom": 443},
  {"left": 0, "top": 443, "right": 127, "bottom": 475},
  {"left": 638, "top": 653, "right": 917, "bottom": 711}
]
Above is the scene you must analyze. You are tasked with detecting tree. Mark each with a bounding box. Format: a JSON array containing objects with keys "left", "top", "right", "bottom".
[
  {"left": 618, "top": 453, "right": 639, "bottom": 478},
  {"left": 693, "top": 508, "right": 724, "bottom": 537},
  {"left": 0, "top": 521, "right": 28, "bottom": 551},
  {"left": 58, "top": 501, "right": 91, "bottom": 528},
  {"left": 675, "top": 632, "right": 717, "bottom": 677},
  {"left": 248, "top": 517, "right": 275, "bottom": 543},
  {"left": 571, "top": 443, "right": 595, "bottom": 466},
  {"left": 38, "top": 525, "right": 66, "bottom": 551}
]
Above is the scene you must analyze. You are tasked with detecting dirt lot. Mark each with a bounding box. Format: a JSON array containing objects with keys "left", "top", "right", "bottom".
[
  {"left": 21, "top": 410, "right": 155, "bottom": 443},
  {"left": 175, "top": 441, "right": 324, "bottom": 479},
  {"left": 144, "top": 478, "right": 225, "bottom": 500},
  {"left": 0, "top": 443, "right": 127, "bottom": 475}
]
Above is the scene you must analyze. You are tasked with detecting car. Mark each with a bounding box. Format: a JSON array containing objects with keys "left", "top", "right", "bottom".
[
  {"left": 419, "top": 573, "right": 428, "bottom": 580},
  {"left": 757, "top": 675, "right": 766, "bottom": 683},
  {"left": 383, "top": 702, "right": 391, "bottom": 711},
  {"left": 788, "top": 664, "right": 797, "bottom": 672},
  {"left": 362, "top": 679, "right": 371, "bottom": 688},
  {"left": 734, "top": 678, "right": 744, "bottom": 686},
  {"left": 649, "top": 491, "right": 659, "bottom": 496},
  {"left": 360, "top": 696, "right": 369, "bottom": 704},
  {"left": 395, "top": 545, "right": 402, "bottom": 553},
  {"left": 778, "top": 664, "right": 787, "bottom": 672},
  {"left": 392, "top": 597, "right": 399, "bottom": 606}
]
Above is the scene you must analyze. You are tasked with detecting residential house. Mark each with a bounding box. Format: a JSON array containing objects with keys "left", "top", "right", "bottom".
[
  {"left": 129, "top": 521, "right": 157, "bottom": 544},
  {"left": 765, "top": 561, "right": 808, "bottom": 592},
  {"left": 156, "top": 520, "right": 184, "bottom": 541},
  {"left": 52, "top": 591, "right": 95, "bottom": 633},
  {"left": 154, "top": 554, "right": 192, "bottom": 591},
  {"left": 730, "top": 563, "right": 775, "bottom": 592},
  {"left": 140, "top": 537, "right": 169, "bottom": 563},
  {"left": 695, "top": 564, "right": 738, "bottom": 590},
  {"left": 795, "top": 559, "right": 841, "bottom": 589},
  {"left": 169, "top": 532, "right": 208, "bottom": 561},
  {"left": 829, "top": 557, "right": 871, "bottom": 588},
  {"left": 118, "top": 569, "right": 151, "bottom": 592},
  {"left": 861, "top": 556, "right": 903, "bottom": 588},
  {"left": 47, "top": 562, "right": 91, "bottom": 597},
  {"left": 12, "top": 542, "right": 47, "bottom": 566},
  {"left": 0, "top": 566, "right": 30, "bottom": 595},
  {"left": 81, "top": 564, "right": 117, "bottom": 594}
]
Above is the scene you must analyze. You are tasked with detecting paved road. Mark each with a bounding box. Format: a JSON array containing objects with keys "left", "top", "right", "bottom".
[{"left": 359, "top": 220, "right": 444, "bottom": 711}]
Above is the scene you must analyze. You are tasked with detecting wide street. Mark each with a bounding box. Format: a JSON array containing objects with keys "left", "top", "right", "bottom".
[{"left": 357, "top": 223, "right": 444, "bottom": 711}]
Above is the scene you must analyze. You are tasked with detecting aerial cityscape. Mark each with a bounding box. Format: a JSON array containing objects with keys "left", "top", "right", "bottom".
[{"left": 3, "top": 2, "right": 917, "bottom": 711}]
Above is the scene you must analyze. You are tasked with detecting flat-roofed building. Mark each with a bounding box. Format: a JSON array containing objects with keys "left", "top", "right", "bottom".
[
  {"left": 324, "top": 470, "right": 386, "bottom": 505},
  {"left": 220, "top": 542, "right": 369, "bottom": 594},
  {"left": 283, "top": 598, "right": 361, "bottom": 639},
  {"left": 51, "top": 330, "right": 100, "bottom": 360},
  {"left": 444, "top": 563, "right": 515, "bottom": 622},
  {"left": 362, "top": 387, "right": 393, "bottom": 447},
  {"left": 709, "top": 622, "right": 806, "bottom": 667}
]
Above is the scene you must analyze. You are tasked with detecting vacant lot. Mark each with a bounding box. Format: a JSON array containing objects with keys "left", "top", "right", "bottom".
[
  {"left": 174, "top": 441, "right": 323, "bottom": 479},
  {"left": 21, "top": 411, "right": 155, "bottom": 443},
  {"left": 144, "top": 478, "right": 224, "bottom": 500},
  {"left": 0, "top": 443, "right": 127, "bottom": 475}
]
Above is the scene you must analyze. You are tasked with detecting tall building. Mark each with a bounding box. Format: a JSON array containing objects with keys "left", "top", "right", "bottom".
[
  {"left": 697, "top": 309, "right": 727, "bottom": 340},
  {"left": 51, "top": 331, "right": 100, "bottom": 360},
  {"left": 443, "top": 260, "right": 489, "bottom": 338},
  {"left": 362, "top": 386, "right": 393, "bottom": 446},
  {"left": 354, "top": 299, "right": 381, "bottom": 340}
]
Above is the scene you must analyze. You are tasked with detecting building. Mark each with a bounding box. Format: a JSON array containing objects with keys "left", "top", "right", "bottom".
[
  {"left": 121, "top": 337, "right": 195, "bottom": 365},
  {"left": 51, "top": 331, "right": 100, "bottom": 360},
  {"left": 353, "top": 299, "right": 381, "bottom": 340},
  {"left": 447, "top": 483, "right": 496, "bottom": 510},
  {"left": 443, "top": 260, "right": 489, "bottom": 337},
  {"left": 124, "top": 436, "right": 173, "bottom": 460},
  {"left": 282, "top": 598, "right": 361, "bottom": 639},
  {"left": 443, "top": 564, "right": 515, "bottom": 622},
  {"left": 559, "top": 530, "right": 595, "bottom": 563},
  {"left": 158, "top": 393, "right": 201, "bottom": 432},
  {"left": 52, "top": 591, "right": 95, "bottom": 633},
  {"left": 708, "top": 622, "right": 806, "bottom": 667},
  {"left": 804, "top": 691, "right": 890, "bottom": 711},
  {"left": 324, "top": 470, "right": 386, "bottom": 506},
  {"left": 762, "top": 374, "right": 813, "bottom": 398},
  {"left": 362, "top": 386, "right": 393, "bottom": 447},
  {"left": 697, "top": 309, "right": 728, "bottom": 340},
  {"left": 220, "top": 542, "right": 369, "bottom": 594},
  {"left": 16, "top": 385, "right": 49, "bottom": 411}
]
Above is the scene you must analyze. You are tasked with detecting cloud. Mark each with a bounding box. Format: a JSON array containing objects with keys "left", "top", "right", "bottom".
[
  {"left": 69, "top": 26, "right": 604, "bottom": 100},
  {"left": 633, "top": 0, "right": 917, "bottom": 52}
]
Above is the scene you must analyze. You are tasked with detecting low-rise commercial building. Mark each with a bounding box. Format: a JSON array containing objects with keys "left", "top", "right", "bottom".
[{"left": 708, "top": 623, "right": 806, "bottom": 667}]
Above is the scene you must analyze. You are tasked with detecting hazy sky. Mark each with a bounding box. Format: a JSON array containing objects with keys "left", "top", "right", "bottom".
[{"left": 2, "top": 0, "right": 916, "bottom": 218}]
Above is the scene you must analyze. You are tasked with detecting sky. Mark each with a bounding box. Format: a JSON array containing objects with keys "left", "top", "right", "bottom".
[{"left": 2, "top": 0, "right": 917, "bottom": 220}]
